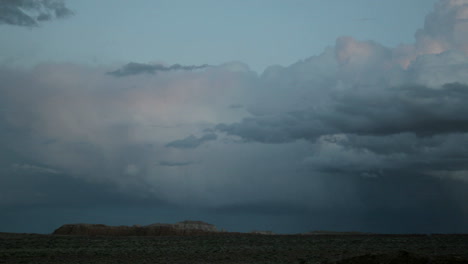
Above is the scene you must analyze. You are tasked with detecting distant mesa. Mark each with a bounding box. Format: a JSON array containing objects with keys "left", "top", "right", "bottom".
[
  {"left": 53, "top": 220, "right": 218, "bottom": 236},
  {"left": 55, "top": 221, "right": 377, "bottom": 237},
  {"left": 174, "top": 220, "right": 218, "bottom": 232}
]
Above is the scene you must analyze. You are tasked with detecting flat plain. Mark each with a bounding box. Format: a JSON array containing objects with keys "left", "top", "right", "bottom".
[{"left": 0, "top": 232, "right": 467, "bottom": 264}]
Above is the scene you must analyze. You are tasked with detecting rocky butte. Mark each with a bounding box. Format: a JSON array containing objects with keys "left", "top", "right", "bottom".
[{"left": 53, "top": 220, "right": 219, "bottom": 236}]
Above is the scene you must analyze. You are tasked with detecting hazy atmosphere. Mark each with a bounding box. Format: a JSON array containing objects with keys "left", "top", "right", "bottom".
[{"left": 1, "top": 0, "right": 468, "bottom": 234}]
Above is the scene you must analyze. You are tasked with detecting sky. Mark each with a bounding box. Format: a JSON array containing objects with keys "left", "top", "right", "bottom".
[{"left": 1, "top": 0, "right": 468, "bottom": 234}]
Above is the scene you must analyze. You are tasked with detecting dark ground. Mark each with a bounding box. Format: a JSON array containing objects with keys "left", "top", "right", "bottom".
[{"left": 0, "top": 232, "right": 467, "bottom": 264}]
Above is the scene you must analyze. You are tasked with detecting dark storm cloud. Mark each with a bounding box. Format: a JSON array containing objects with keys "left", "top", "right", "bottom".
[
  {"left": 332, "top": 83, "right": 468, "bottom": 136},
  {"left": 165, "top": 133, "right": 217, "bottom": 149},
  {"left": 216, "top": 113, "right": 328, "bottom": 143},
  {"left": 216, "top": 83, "right": 468, "bottom": 143},
  {"left": 108, "top": 62, "right": 210, "bottom": 77},
  {"left": 0, "top": 0, "right": 73, "bottom": 27}
]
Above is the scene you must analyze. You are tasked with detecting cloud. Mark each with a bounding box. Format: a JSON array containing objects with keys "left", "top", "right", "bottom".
[
  {"left": 12, "top": 163, "right": 61, "bottom": 174},
  {"left": 2, "top": 0, "right": 468, "bottom": 233},
  {"left": 0, "top": 0, "right": 73, "bottom": 27},
  {"left": 216, "top": 82, "right": 468, "bottom": 146},
  {"left": 415, "top": 0, "right": 468, "bottom": 55},
  {"left": 206, "top": 0, "right": 468, "bottom": 219},
  {"left": 159, "top": 161, "right": 193, "bottom": 167},
  {"left": 165, "top": 133, "right": 217, "bottom": 149},
  {"left": 108, "top": 62, "right": 210, "bottom": 77},
  {"left": 213, "top": 0, "right": 468, "bottom": 146},
  {"left": 0, "top": 62, "right": 258, "bottom": 209}
]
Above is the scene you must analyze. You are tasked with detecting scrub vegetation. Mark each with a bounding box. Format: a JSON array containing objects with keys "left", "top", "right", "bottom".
[{"left": 0, "top": 232, "right": 467, "bottom": 264}]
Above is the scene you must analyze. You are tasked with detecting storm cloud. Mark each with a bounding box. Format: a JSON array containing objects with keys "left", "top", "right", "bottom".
[
  {"left": 216, "top": 82, "right": 468, "bottom": 142},
  {"left": 108, "top": 62, "right": 210, "bottom": 77},
  {"left": 0, "top": 0, "right": 73, "bottom": 27},
  {"left": 1, "top": 0, "right": 468, "bottom": 233},
  {"left": 166, "top": 133, "right": 217, "bottom": 149}
]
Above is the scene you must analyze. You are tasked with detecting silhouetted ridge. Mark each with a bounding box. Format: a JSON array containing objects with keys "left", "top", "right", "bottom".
[{"left": 53, "top": 220, "right": 218, "bottom": 236}]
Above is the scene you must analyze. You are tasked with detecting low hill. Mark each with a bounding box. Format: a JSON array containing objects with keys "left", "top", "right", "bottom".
[{"left": 53, "top": 220, "right": 218, "bottom": 236}]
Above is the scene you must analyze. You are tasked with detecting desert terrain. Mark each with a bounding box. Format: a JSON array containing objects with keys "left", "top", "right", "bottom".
[{"left": 0, "top": 227, "right": 467, "bottom": 264}]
